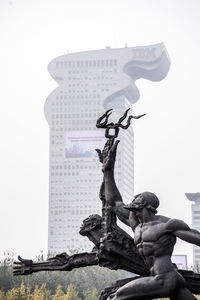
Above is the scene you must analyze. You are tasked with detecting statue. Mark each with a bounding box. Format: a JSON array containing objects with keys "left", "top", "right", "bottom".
[{"left": 13, "top": 109, "right": 200, "bottom": 300}]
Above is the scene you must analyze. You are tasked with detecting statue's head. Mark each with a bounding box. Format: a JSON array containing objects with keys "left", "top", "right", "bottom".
[
  {"left": 79, "top": 214, "right": 102, "bottom": 236},
  {"left": 125, "top": 192, "right": 159, "bottom": 214}
]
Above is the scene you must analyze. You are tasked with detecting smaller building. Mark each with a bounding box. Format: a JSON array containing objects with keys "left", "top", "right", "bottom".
[{"left": 185, "top": 193, "right": 200, "bottom": 268}]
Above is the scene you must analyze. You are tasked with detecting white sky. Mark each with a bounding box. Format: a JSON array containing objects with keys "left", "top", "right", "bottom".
[{"left": 0, "top": 0, "right": 200, "bottom": 268}]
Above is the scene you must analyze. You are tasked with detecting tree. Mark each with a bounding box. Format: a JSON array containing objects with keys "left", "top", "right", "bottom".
[
  {"left": 83, "top": 288, "right": 98, "bottom": 300},
  {"left": 5, "top": 287, "right": 22, "bottom": 300},
  {"left": 19, "top": 282, "right": 27, "bottom": 300},
  {"left": 52, "top": 284, "right": 68, "bottom": 300},
  {"left": 32, "top": 283, "right": 51, "bottom": 300},
  {"left": 0, "top": 291, "right": 4, "bottom": 300},
  {"left": 66, "top": 284, "right": 81, "bottom": 300},
  {"left": 26, "top": 287, "right": 32, "bottom": 300}
]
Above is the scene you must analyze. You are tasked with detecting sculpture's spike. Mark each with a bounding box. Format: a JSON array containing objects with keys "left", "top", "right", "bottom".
[
  {"left": 117, "top": 114, "right": 146, "bottom": 130},
  {"left": 118, "top": 108, "right": 130, "bottom": 124},
  {"left": 96, "top": 109, "right": 113, "bottom": 128},
  {"left": 131, "top": 113, "right": 146, "bottom": 119}
]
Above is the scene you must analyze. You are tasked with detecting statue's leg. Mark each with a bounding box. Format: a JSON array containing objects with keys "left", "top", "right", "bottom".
[
  {"left": 107, "top": 271, "right": 185, "bottom": 300},
  {"left": 170, "top": 288, "right": 197, "bottom": 300}
]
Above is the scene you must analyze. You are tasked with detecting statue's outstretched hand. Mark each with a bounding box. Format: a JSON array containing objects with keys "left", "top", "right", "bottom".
[
  {"left": 96, "top": 139, "right": 120, "bottom": 172},
  {"left": 13, "top": 256, "right": 33, "bottom": 276}
]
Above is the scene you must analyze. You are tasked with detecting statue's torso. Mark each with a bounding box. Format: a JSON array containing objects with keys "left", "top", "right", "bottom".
[{"left": 133, "top": 218, "right": 176, "bottom": 274}]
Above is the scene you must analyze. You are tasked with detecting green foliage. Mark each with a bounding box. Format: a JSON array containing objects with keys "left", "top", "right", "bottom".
[
  {"left": 0, "top": 251, "right": 135, "bottom": 299},
  {"left": 32, "top": 283, "right": 51, "bottom": 300},
  {"left": 0, "top": 262, "right": 121, "bottom": 297},
  {"left": 0, "top": 251, "right": 198, "bottom": 300},
  {"left": 19, "top": 282, "right": 27, "bottom": 300},
  {"left": 4, "top": 282, "right": 29, "bottom": 300},
  {"left": 0, "top": 290, "right": 4, "bottom": 300},
  {"left": 83, "top": 288, "right": 98, "bottom": 300},
  {"left": 66, "top": 284, "right": 81, "bottom": 300},
  {"left": 51, "top": 284, "right": 67, "bottom": 300}
]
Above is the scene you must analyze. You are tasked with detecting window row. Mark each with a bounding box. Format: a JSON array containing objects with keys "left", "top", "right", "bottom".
[
  {"left": 52, "top": 100, "right": 100, "bottom": 105},
  {"left": 51, "top": 112, "right": 98, "bottom": 119},
  {"left": 51, "top": 127, "right": 96, "bottom": 132},
  {"left": 51, "top": 172, "right": 79, "bottom": 176},
  {"left": 51, "top": 209, "right": 93, "bottom": 215},
  {"left": 50, "top": 205, "right": 95, "bottom": 209},
  {"left": 51, "top": 165, "right": 99, "bottom": 170},
  {"left": 55, "top": 94, "right": 101, "bottom": 100},
  {"left": 56, "top": 59, "right": 118, "bottom": 69},
  {"left": 68, "top": 69, "right": 116, "bottom": 75},
  {"left": 51, "top": 119, "right": 97, "bottom": 126}
]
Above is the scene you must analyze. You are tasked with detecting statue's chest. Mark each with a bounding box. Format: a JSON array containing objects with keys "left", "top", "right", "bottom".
[{"left": 134, "top": 222, "right": 166, "bottom": 245}]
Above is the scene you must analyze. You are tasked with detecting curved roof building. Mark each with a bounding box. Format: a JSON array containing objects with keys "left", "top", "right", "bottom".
[{"left": 45, "top": 43, "right": 170, "bottom": 254}]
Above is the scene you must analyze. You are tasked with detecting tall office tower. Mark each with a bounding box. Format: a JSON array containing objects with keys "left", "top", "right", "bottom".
[
  {"left": 185, "top": 193, "right": 200, "bottom": 268},
  {"left": 45, "top": 43, "right": 170, "bottom": 254}
]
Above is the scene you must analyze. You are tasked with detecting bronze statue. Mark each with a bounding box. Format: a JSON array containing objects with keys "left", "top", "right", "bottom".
[
  {"left": 95, "top": 109, "right": 200, "bottom": 300},
  {"left": 13, "top": 109, "right": 200, "bottom": 300}
]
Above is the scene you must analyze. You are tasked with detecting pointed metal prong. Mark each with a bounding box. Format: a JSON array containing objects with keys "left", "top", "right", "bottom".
[
  {"left": 96, "top": 109, "right": 113, "bottom": 128},
  {"left": 98, "top": 109, "right": 113, "bottom": 122},
  {"left": 130, "top": 113, "right": 146, "bottom": 119},
  {"left": 121, "top": 113, "right": 146, "bottom": 128},
  {"left": 118, "top": 108, "right": 130, "bottom": 124}
]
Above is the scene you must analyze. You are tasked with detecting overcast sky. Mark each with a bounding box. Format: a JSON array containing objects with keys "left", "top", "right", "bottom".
[{"left": 0, "top": 0, "right": 200, "bottom": 267}]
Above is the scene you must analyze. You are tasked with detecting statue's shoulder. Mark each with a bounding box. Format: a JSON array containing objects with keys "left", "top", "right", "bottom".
[
  {"left": 156, "top": 214, "right": 170, "bottom": 223},
  {"left": 164, "top": 218, "right": 190, "bottom": 232}
]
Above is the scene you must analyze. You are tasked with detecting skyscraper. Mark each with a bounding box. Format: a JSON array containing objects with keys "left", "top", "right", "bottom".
[
  {"left": 45, "top": 43, "right": 170, "bottom": 254},
  {"left": 185, "top": 193, "right": 200, "bottom": 267}
]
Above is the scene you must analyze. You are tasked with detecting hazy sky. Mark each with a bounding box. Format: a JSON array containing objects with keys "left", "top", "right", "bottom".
[{"left": 0, "top": 0, "right": 200, "bottom": 267}]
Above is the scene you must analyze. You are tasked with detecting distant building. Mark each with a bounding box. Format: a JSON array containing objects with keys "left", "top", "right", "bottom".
[
  {"left": 185, "top": 193, "right": 200, "bottom": 267},
  {"left": 171, "top": 255, "right": 188, "bottom": 270},
  {"left": 45, "top": 44, "right": 170, "bottom": 254}
]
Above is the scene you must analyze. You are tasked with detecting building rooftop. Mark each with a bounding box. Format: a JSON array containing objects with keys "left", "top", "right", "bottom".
[{"left": 185, "top": 193, "right": 200, "bottom": 202}]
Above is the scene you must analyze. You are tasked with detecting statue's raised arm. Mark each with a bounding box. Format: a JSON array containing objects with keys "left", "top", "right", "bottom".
[{"left": 96, "top": 109, "right": 145, "bottom": 231}]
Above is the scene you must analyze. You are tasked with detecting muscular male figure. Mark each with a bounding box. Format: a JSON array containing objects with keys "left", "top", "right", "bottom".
[{"left": 100, "top": 140, "right": 199, "bottom": 300}]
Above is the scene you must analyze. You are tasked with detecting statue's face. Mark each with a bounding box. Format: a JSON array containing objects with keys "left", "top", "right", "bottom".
[
  {"left": 131, "top": 194, "right": 147, "bottom": 211},
  {"left": 79, "top": 215, "right": 101, "bottom": 236},
  {"left": 124, "top": 194, "right": 148, "bottom": 216}
]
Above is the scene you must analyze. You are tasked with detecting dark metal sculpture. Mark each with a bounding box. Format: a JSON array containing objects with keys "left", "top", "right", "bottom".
[
  {"left": 96, "top": 108, "right": 145, "bottom": 139},
  {"left": 13, "top": 214, "right": 148, "bottom": 276},
  {"left": 13, "top": 109, "right": 200, "bottom": 300}
]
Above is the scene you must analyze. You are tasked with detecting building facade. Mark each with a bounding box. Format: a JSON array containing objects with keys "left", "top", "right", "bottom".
[
  {"left": 185, "top": 193, "right": 200, "bottom": 268},
  {"left": 45, "top": 44, "right": 170, "bottom": 254}
]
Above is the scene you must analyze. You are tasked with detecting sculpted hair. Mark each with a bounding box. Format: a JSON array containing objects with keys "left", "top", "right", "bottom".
[{"left": 140, "top": 192, "right": 160, "bottom": 214}]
